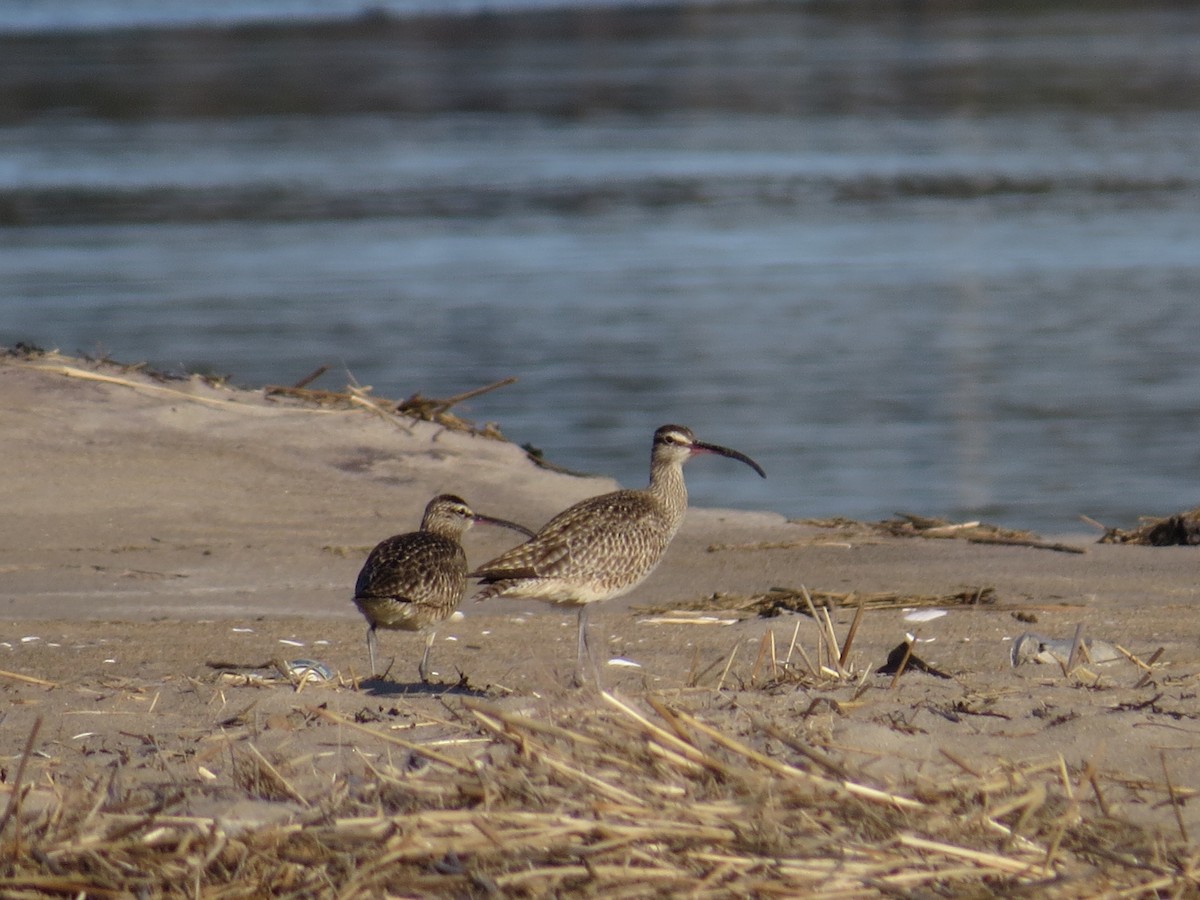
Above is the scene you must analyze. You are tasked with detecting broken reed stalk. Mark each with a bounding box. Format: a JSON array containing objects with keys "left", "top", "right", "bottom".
[
  {"left": 1114, "top": 645, "right": 1160, "bottom": 673},
  {"left": 897, "top": 835, "right": 1040, "bottom": 876},
  {"left": 784, "top": 619, "right": 801, "bottom": 668},
  {"left": 799, "top": 586, "right": 830, "bottom": 675},
  {"left": 347, "top": 389, "right": 405, "bottom": 421},
  {"left": 982, "top": 783, "right": 1047, "bottom": 841},
  {"left": 264, "top": 384, "right": 356, "bottom": 404},
  {"left": 819, "top": 607, "right": 842, "bottom": 674},
  {"left": 420, "top": 376, "right": 517, "bottom": 413},
  {"left": 470, "top": 706, "right": 647, "bottom": 807},
  {"left": 1065, "top": 622, "right": 1086, "bottom": 674},
  {"left": 647, "top": 700, "right": 924, "bottom": 811},
  {"left": 290, "top": 364, "right": 329, "bottom": 390},
  {"left": 241, "top": 743, "right": 310, "bottom": 808},
  {"left": 753, "top": 717, "right": 850, "bottom": 780},
  {"left": 1133, "top": 647, "right": 1167, "bottom": 689},
  {"left": 33, "top": 364, "right": 248, "bottom": 410},
  {"left": 687, "top": 652, "right": 726, "bottom": 689},
  {"left": 749, "top": 631, "right": 778, "bottom": 685},
  {"left": 0, "top": 717, "right": 41, "bottom": 850},
  {"left": 1161, "top": 752, "right": 1189, "bottom": 844},
  {"left": 0, "top": 668, "right": 58, "bottom": 688},
  {"left": 888, "top": 638, "right": 916, "bottom": 690},
  {"left": 309, "top": 707, "right": 476, "bottom": 775},
  {"left": 790, "top": 634, "right": 820, "bottom": 679},
  {"left": 839, "top": 599, "right": 865, "bottom": 669},
  {"left": 794, "top": 585, "right": 849, "bottom": 679},
  {"left": 716, "top": 643, "right": 739, "bottom": 691},
  {"left": 1039, "top": 754, "right": 1080, "bottom": 876},
  {"left": 602, "top": 693, "right": 713, "bottom": 774},
  {"left": 939, "top": 748, "right": 982, "bottom": 778},
  {"left": 460, "top": 699, "right": 603, "bottom": 749}
]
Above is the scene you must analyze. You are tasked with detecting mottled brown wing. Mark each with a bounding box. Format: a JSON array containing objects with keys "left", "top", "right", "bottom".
[
  {"left": 354, "top": 531, "right": 467, "bottom": 603},
  {"left": 470, "top": 489, "right": 670, "bottom": 584}
]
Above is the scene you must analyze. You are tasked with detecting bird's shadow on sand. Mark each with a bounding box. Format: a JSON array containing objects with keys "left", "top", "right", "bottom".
[{"left": 358, "top": 676, "right": 489, "bottom": 698}]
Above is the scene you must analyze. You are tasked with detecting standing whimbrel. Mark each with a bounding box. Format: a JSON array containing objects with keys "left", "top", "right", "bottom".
[
  {"left": 471, "top": 425, "right": 765, "bottom": 685},
  {"left": 353, "top": 494, "right": 534, "bottom": 682}
]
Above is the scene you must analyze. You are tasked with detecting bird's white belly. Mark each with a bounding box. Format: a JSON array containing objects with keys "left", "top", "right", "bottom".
[{"left": 500, "top": 571, "right": 651, "bottom": 606}]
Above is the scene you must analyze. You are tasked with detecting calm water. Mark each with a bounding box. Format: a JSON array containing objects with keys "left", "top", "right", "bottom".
[{"left": 3, "top": 1, "right": 1199, "bottom": 533}]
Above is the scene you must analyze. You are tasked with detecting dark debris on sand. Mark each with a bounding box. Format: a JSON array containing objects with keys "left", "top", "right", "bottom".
[{"left": 1097, "top": 507, "right": 1200, "bottom": 546}]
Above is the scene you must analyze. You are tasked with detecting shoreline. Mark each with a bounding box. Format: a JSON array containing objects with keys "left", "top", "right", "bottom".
[{"left": 2, "top": 349, "right": 1194, "bottom": 626}]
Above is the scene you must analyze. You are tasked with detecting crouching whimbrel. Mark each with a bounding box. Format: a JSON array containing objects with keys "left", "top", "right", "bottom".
[
  {"left": 353, "top": 494, "right": 534, "bottom": 682},
  {"left": 471, "top": 425, "right": 765, "bottom": 686}
]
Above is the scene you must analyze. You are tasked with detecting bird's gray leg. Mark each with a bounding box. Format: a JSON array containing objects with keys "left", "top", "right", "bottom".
[
  {"left": 418, "top": 629, "right": 437, "bottom": 684},
  {"left": 366, "top": 624, "right": 378, "bottom": 677},
  {"left": 574, "top": 605, "right": 600, "bottom": 689}
]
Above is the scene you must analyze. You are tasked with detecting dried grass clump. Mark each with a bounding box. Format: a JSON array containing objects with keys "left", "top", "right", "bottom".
[
  {"left": 3, "top": 346, "right": 515, "bottom": 441},
  {"left": 265, "top": 368, "right": 516, "bottom": 440},
  {"left": 3, "top": 694, "right": 1196, "bottom": 898},
  {"left": 795, "top": 514, "right": 1087, "bottom": 554},
  {"left": 710, "top": 515, "right": 1085, "bottom": 555},
  {"left": 646, "top": 585, "right": 996, "bottom": 618},
  {"left": 1096, "top": 507, "right": 1200, "bottom": 546}
]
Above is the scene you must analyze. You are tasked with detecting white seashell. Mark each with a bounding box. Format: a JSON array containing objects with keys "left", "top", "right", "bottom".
[{"left": 903, "top": 609, "right": 947, "bottom": 623}]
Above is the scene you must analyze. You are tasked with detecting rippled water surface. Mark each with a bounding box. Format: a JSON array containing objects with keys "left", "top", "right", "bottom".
[{"left": 3, "top": 2, "right": 1199, "bottom": 532}]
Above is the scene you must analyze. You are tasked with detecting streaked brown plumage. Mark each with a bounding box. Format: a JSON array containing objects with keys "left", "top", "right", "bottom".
[
  {"left": 353, "top": 494, "right": 533, "bottom": 682},
  {"left": 471, "top": 425, "right": 765, "bottom": 685}
]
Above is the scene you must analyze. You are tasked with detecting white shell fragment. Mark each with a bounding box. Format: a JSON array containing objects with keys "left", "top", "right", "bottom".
[
  {"left": 903, "top": 609, "right": 948, "bottom": 623},
  {"left": 639, "top": 615, "right": 739, "bottom": 626},
  {"left": 606, "top": 657, "right": 642, "bottom": 668}
]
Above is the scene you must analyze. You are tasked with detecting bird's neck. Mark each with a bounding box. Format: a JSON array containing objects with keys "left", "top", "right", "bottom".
[
  {"left": 648, "top": 461, "right": 688, "bottom": 527},
  {"left": 424, "top": 522, "right": 464, "bottom": 542}
]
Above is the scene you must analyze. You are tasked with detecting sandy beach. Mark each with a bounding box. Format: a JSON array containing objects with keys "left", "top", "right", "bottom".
[{"left": 3, "top": 349, "right": 1199, "bottom": 895}]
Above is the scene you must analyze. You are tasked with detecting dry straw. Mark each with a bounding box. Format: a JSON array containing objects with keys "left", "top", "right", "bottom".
[
  {"left": 2, "top": 688, "right": 1196, "bottom": 897},
  {"left": 13, "top": 348, "right": 514, "bottom": 439}
]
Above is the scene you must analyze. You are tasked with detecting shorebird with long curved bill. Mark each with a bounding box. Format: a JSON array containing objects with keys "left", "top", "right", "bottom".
[
  {"left": 471, "top": 425, "right": 765, "bottom": 686},
  {"left": 353, "top": 494, "right": 534, "bottom": 682}
]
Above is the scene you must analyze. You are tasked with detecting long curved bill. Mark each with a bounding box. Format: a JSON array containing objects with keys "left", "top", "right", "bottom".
[
  {"left": 691, "top": 440, "right": 766, "bottom": 478},
  {"left": 474, "top": 514, "right": 538, "bottom": 539}
]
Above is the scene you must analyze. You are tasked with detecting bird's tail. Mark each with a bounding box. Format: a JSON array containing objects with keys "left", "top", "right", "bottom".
[{"left": 470, "top": 581, "right": 508, "bottom": 604}]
